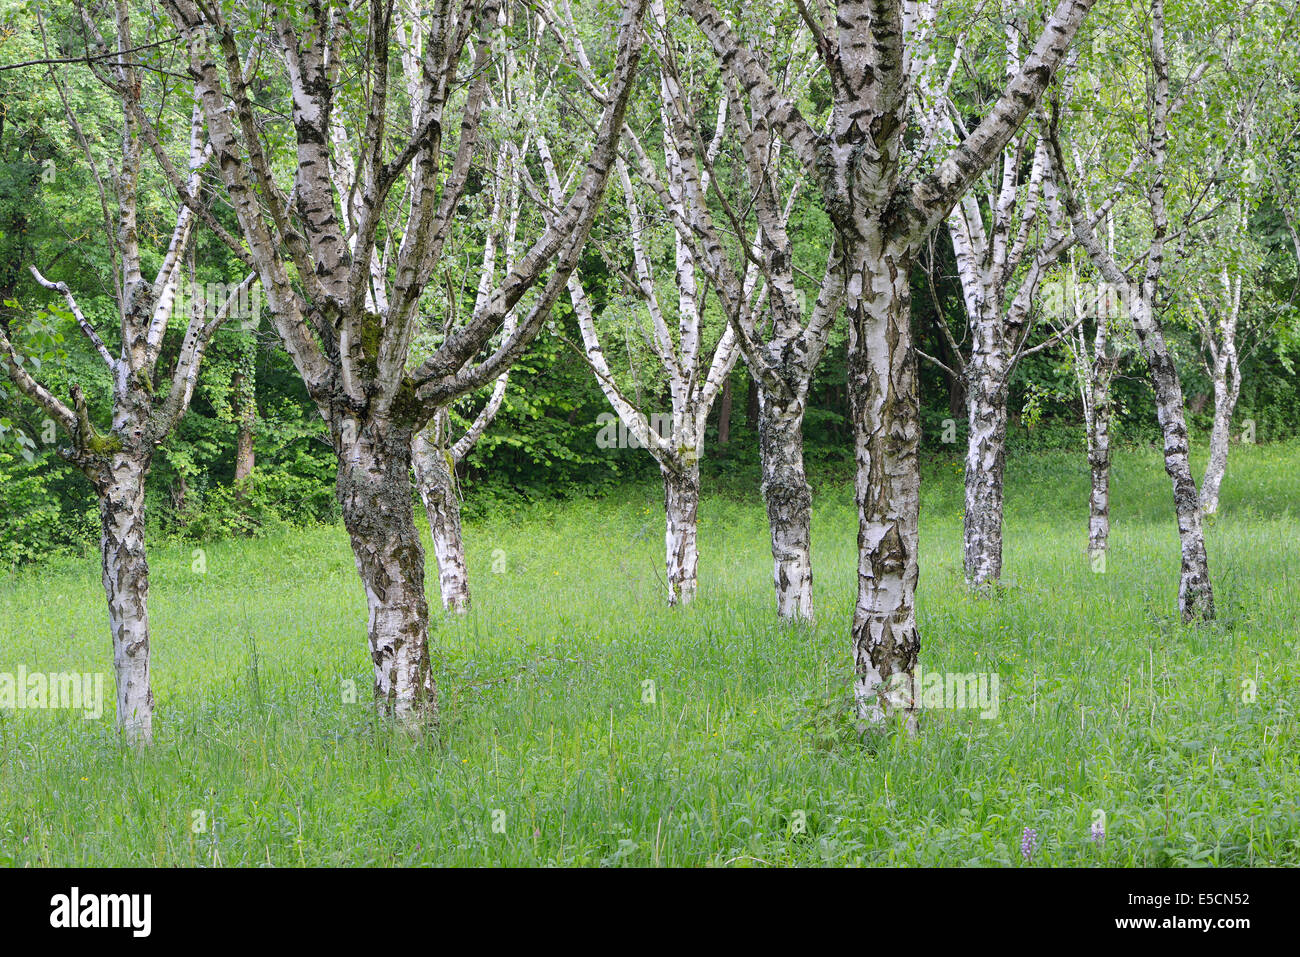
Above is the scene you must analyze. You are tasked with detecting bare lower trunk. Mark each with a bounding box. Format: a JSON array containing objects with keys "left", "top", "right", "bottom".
[
  {"left": 1086, "top": 378, "right": 1113, "bottom": 557},
  {"left": 336, "top": 420, "right": 438, "bottom": 725},
  {"left": 98, "top": 453, "right": 154, "bottom": 745},
  {"left": 757, "top": 389, "right": 813, "bottom": 620},
  {"left": 232, "top": 350, "right": 255, "bottom": 484},
  {"left": 662, "top": 462, "right": 700, "bottom": 606},
  {"left": 717, "top": 376, "right": 732, "bottom": 446},
  {"left": 963, "top": 356, "right": 1009, "bottom": 588},
  {"left": 847, "top": 239, "right": 920, "bottom": 729},
  {"left": 1199, "top": 354, "right": 1240, "bottom": 516},
  {"left": 412, "top": 431, "right": 470, "bottom": 614},
  {"left": 234, "top": 424, "right": 254, "bottom": 483},
  {"left": 1135, "top": 311, "right": 1215, "bottom": 621}
]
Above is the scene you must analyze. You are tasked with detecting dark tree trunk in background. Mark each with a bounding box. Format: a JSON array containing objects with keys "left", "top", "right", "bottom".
[
  {"left": 744, "top": 377, "right": 760, "bottom": 435},
  {"left": 232, "top": 337, "right": 256, "bottom": 484},
  {"left": 717, "top": 376, "right": 732, "bottom": 446}
]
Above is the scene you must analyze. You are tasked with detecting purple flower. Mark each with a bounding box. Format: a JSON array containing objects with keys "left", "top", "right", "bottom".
[
  {"left": 1020, "top": 826, "right": 1038, "bottom": 862},
  {"left": 1091, "top": 819, "right": 1106, "bottom": 845}
]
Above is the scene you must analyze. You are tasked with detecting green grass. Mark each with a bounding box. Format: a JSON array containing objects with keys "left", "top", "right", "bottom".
[{"left": 1, "top": 441, "right": 1298, "bottom": 866}]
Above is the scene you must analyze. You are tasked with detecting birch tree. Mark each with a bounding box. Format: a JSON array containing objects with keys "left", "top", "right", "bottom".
[
  {"left": 561, "top": 149, "right": 743, "bottom": 607},
  {"left": 1176, "top": 183, "right": 1283, "bottom": 516},
  {"left": 162, "top": 0, "right": 648, "bottom": 726},
  {"left": 919, "top": 21, "right": 1080, "bottom": 587},
  {"left": 1048, "top": 250, "right": 1131, "bottom": 558},
  {"left": 1180, "top": 6, "right": 1296, "bottom": 514},
  {"left": 0, "top": 3, "right": 248, "bottom": 744},
  {"left": 685, "top": 0, "right": 1095, "bottom": 725},
  {"left": 1185, "top": 204, "right": 1249, "bottom": 516},
  {"left": 410, "top": 5, "right": 531, "bottom": 615},
  {"left": 540, "top": 1, "right": 753, "bottom": 605},
  {"left": 679, "top": 13, "right": 832, "bottom": 621},
  {"left": 1044, "top": 0, "right": 1255, "bottom": 620}
]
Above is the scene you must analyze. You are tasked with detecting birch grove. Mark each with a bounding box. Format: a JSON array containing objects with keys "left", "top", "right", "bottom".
[
  {"left": 0, "top": 4, "right": 248, "bottom": 744},
  {"left": 4, "top": 0, "right": 1296, "bottom": 782},
  {"left": 686, "top": 0, "right": 1095, "bottom": 725},
  {"left": 162, "top": 0, "right": 648, "bottom": 726}
]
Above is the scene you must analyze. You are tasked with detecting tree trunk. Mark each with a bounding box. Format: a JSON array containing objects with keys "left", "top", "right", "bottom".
[
  {"left": 412, "top": 430, "right": 471, "bottom": 614},
  {"left": 1199, "top": 350, "right": 1240, "bottom": 516},
  {"left": 97, "top": 452, "right": 154, "bottom": 745},
  {"left": 744, "top": 376, "right": 760, "bottom": 434},
  {"left": 336, "top": 418, "right": 438, "bottom": 725},
  {"left": 962, "top": 350, "right": 1009, "bottom": 588},
  {"left": 757, "top": 388, "right": 813, "bottom": 620},
  {"left": 1086, "top": 370, "right": 1114, "bottom": 557},
  {"left": 846, "top": 237, "right": 921, "bottom": 730},
  {"left": 1133, "top": 303, "right": 1215, "bottom": 621},
  {"left": 232, "top": 357, "right": 255, "bottom": 484},
  {"left": 661, "top": 461, "right": 700, "bottom": 606},
  {"left": 716, "top": 376, "right": 732, "bottom": 446}
]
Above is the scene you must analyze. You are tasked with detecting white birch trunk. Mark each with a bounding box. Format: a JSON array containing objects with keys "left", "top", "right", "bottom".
[
  {"left": 336, "top": 419, "right": 437, "bottom": 725},
  {"left": 1199, "top": 345, "right": 1240, "bottom": 515},
  {"left": 963, "top": 349, "right": 1010, "bottom": 587},
  {"left": 97, "top": 452, "right": 154, "bottom": 745},
  {"left": 1086, "top": 367, "right": 1115, "bottom": 555},
  {"left": 412, "top": 429, "right": 470, "bottom": 614},
  {"left": 757, "top": 389, "right": 813, "bottom": 620},
  {"left": 662, "top": 461, "right": 701, "bottom": 606},
  {"left": 1131, "top": 297, "right": 1215, "bottom": 620},
  {"left": 847, "top": 238, "right": 921, "bottom": 731}
]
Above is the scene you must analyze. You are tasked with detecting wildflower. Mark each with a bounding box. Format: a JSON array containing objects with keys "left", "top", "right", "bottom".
[
  {"left": 1091, "top": 818, "right": 1105, "bottom": 846},
  {"left": 1020, "top": 826, "right": 1038, "bottom": 862}
]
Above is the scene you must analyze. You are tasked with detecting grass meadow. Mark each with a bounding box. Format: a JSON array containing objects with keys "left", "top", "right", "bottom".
[{"left": 1, "top": 442, "right": 1297, "bottom": 866}]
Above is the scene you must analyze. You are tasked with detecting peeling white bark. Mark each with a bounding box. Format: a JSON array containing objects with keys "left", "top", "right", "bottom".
[
  {"left": 98, "top": 453, "right": 153, "bottom": 745},
  {"left": 337, "top": 421, "right": 437, "bottom": 724},
  {"left": 847, "top": 238, "right": 922, "bottom": 730},
  {"left": 758, "top": 391, "right": 814, "bottom": 620},
  {"left": 662, "top": 462, "right": 701, "bottom": 606},
  {"left": 963, "top": 349, "right": 1010, "bottom": 588}
]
